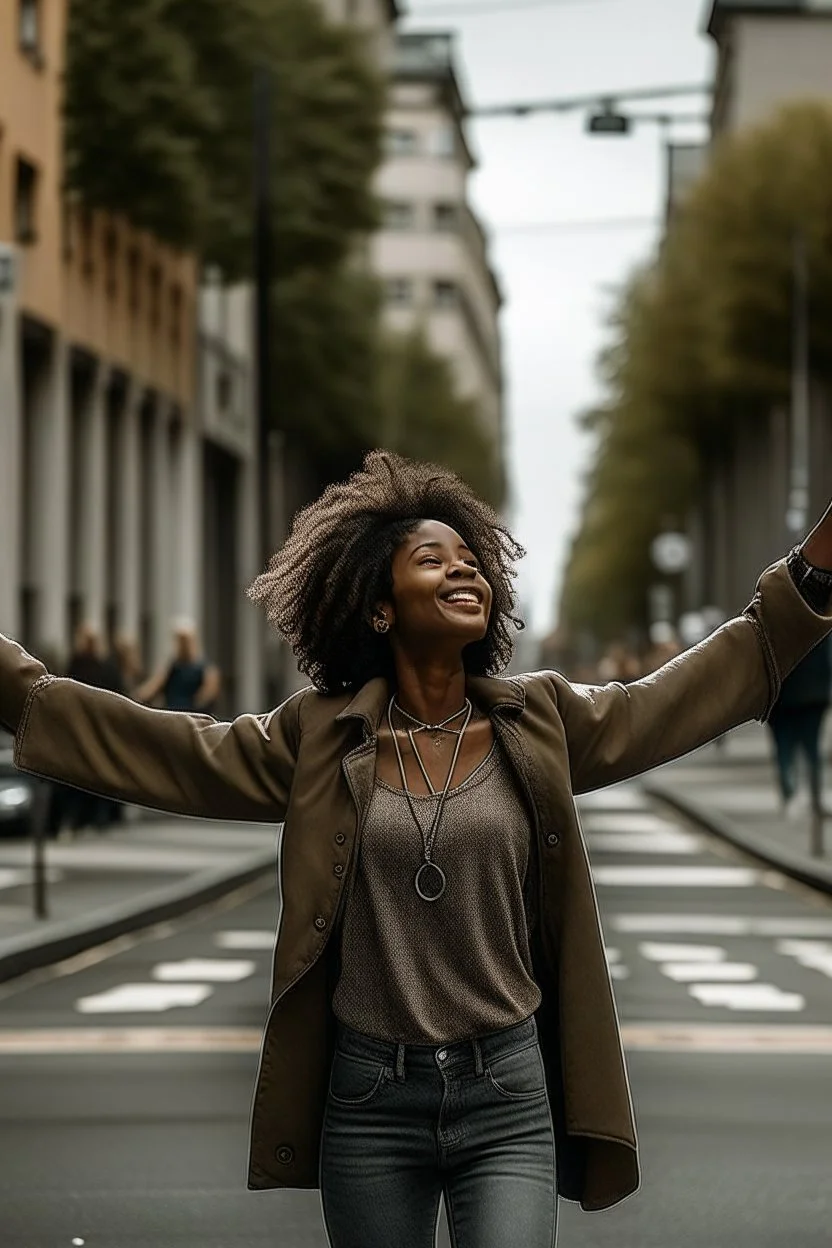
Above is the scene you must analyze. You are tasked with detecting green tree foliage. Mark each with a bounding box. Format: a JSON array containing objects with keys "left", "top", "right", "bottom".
[
  {"left": 377, "top": 328, "right": 505, "bottom": 509},
  {"left": 65, "top": 0, "right": 383, "bottom": 277},
  {"left": 560, "top": 101, "right": 832, "bottom": 642}
]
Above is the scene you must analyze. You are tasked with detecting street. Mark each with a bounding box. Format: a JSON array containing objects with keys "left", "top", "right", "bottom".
[{"left": 1, "top": 784, "right": 831, "bottom": 1247}]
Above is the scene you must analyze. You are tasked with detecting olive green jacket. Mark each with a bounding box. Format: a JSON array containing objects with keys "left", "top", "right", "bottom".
[{"left": 1, "top": 559, "right": 830, "bottom": 1211}]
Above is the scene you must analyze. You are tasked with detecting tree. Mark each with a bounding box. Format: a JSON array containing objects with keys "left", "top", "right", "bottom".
[
  {"left": 559, "top": 101, "right": 832, "bottom": 643},
  {"left": 377, "top": 328, "right": 505, "bottom": 509},
  {"left": 65, "top": 0, "right": 384, "bottom": 277}
]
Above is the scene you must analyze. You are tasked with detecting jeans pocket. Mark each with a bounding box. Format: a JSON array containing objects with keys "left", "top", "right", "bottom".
[
  {"left": 486, "top": 1042, "right": 547, "bottom": 1101},
  {"left": 328, "top": 1051, "right": 390, "bottom": 1107}
]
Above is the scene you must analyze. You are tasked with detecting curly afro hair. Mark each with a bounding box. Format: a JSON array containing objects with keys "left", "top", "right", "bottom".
[{"left": 246, "top": 451, "right": 526, "bottom": 695}]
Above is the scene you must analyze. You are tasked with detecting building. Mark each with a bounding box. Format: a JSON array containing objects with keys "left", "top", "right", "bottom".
[
  {"left": 0, "top": 0, "right": 201, "bottom": 688},
  {"left": 371, "top": 31, "right": 504, "bottom": 447},
  {"left": 672, "top": 1, "right": 832, "bottom": 621},
  {"left": 319, "top": 0, "right": 399, "bottom": 63}
]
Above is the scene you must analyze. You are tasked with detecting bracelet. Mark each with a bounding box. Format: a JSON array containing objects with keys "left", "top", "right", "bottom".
[{"left": 787, "top": 545, "right": 832, "bottom": 614}]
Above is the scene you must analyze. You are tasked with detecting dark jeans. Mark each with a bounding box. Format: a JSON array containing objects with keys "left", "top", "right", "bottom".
[
  {"left": 319, "top": 1014, "right": 557, "bottom": 1248},
  {"left": 768, "top": 706, "right": 827, "bottom": 808}
]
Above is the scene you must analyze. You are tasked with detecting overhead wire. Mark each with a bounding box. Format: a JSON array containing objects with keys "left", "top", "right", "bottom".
[{"left": 402, "top": 0, "right": 622, "bottom": 18}]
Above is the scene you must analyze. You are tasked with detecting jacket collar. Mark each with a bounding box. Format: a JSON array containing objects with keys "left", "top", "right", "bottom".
[{"left": 335, "top": 673, "right": 526, "bottom": 738}]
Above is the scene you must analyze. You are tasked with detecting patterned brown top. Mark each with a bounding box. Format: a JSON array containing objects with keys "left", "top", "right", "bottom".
[{"left": 332, "top": 743, "right": 542, "bottom": 1043}]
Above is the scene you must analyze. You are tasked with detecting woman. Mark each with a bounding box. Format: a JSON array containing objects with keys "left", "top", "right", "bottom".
[{"left": 2, "top": 451, "right": 832, "bottom": 1248}]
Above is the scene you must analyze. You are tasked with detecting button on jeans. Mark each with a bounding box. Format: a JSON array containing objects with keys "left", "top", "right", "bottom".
[{"left": 319, "top": 1015, "right": 557, "bottom": 1248}]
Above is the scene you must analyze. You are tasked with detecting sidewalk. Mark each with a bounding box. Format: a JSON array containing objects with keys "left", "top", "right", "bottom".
[
  {"left": 643, "top": 720, "right": 832, "bottom": 897},
  {"left": 0, "top": 811, "right": 279, "bottom": 983}
]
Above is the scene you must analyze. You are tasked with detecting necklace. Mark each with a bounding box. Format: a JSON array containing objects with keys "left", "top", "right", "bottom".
[
  {"left": 387, "top": 695, "right": 473, "bottom": 902},
  {"left": 392, "top": 700, "right": 469, "bottom": 749}
]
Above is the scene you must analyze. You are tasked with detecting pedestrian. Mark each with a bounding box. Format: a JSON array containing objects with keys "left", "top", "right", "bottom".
[
  {"left": 133, "top": 619, "right": 221, "bottom": 713},
  {"left": 59, "top": 623, "right": 125, "bottom": 832},
  {"left": 767, "top": 634, "right": 832, "bottom": 817},
  {"left": 2, "top": 450, "right": 832, "bottom": 1247}
]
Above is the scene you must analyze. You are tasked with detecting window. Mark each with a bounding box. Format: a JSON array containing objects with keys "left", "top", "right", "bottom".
[
  {"left": 385, "top": 278, "right": 414, "bottom": 306},
  {"left": 171, "top": 283, "right": 183, "bottom": 343},
  {"left": 14, "top": 158, "right": 38, "bottom": 244},
  {"left": 383, "top": 200, "right": 415, "bottom": 231},
  {"left": 216, "top": 370, "right": 233, "bottom": 413},
  {"left": 19, "top": 0, "right": 42, "bottom": 62},
  {"left": 104, "top": 227, "right": 118, "bottom": 297},
  {"left": 127, "top": 247, "right": 141, "bottom": 312},
  {"left": 429, "top": 124, "right": 456, "bottom": 159},
  {"left": 433, "top": 280, "right": 457, "bottom": 309},
  {"left": 385, "top": 128, "right": 419, "bottom": 157},
  {"left": 432, "top": 203, "right": 458, "bottom": 232},
  {"left": 149, "top": 264, "right": 162, "bottom": 328}
]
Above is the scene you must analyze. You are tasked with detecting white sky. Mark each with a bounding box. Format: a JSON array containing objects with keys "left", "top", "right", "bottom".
[{"left": 403, "top": 0, "right": 715, "bottom": 636}]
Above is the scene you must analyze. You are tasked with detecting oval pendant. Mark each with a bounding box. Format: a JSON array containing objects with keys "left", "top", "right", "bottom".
[{"left": 415, "top": 861, "right": 446, "bottom": 902}]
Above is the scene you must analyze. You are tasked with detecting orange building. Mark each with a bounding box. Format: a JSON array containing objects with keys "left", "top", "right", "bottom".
[{"left": 0, "top": 0, "right": 199, "bottom": 675}]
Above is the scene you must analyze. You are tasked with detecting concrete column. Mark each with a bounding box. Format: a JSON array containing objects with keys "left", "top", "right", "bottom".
[
  {"left": 76, "top": 364, "right": 109, "bottom": 634},
  {"left": 29, "top": 333, "right": 71, "bottom": 660},
  {"left": 171, "top": 413, "right": 202, "bottom": 623},
  {"left": 0, "top": 269, "right": 22, "bottom": 637},
  {"left": 237, "top": 453, "right": 264, "bottom": 713},
  {"left": 148, "top": 396, "right": 173, "bottom": 668},
  {"left": 116, "top": 383, "right": 144, "bottom": 643}
]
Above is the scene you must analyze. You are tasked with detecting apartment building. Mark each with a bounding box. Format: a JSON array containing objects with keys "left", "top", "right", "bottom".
[
  {"left": 682, "top": 0, "right": 832, "bottom": 618},
  {"left": 371, "top": 31, "right": 504, "bottom": 446},
  {"left": 0, "top": 0, "right": 202, "bottom": 689}
]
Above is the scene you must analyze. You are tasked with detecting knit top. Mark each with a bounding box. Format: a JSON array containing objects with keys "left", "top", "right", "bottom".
[{"left": 331, "top": 742, "right": 542, "bottom": 1044}]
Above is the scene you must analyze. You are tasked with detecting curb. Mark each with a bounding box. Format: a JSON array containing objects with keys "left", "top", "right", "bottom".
[
  {"left": 643, "top": 779, "right": 832, "bottom": 900},
  {"left": 0, "top": 849, "right": 276, "bottom": 985}
]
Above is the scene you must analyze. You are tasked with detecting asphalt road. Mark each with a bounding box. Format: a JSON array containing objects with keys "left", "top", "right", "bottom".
[{"left": 1, "top": 783, "right": 831, "bottom": 1247}]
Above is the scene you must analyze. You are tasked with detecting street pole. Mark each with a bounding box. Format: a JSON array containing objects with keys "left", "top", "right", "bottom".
[
  {"left": 787, "top": 230, "right": 810, "bottom": 538},
  {"left": 31, "top": 780, "right": 49, "bottom": 919}
]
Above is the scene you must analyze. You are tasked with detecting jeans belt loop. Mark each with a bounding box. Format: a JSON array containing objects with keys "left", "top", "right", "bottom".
[
  {"left": 472, "top": 1037, "right": 484, "bottom": 1077},
  {"left": 395, "top": 1042, "right": 406, "bottom": 1081}
]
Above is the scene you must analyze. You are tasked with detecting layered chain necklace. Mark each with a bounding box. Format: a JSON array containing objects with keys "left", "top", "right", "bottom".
[{"left": 386, "top": 695, "right": 473, "bottom": 903}]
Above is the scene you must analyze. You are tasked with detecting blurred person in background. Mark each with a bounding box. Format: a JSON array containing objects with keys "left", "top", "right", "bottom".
[
  {"left": 767, "top": 634, "right": 832, "bottom": 818},
  {"left": 113, "top": 635, "right": 144, "bottom": 694},
  {"left": 133, "top": 619, "right": 221, "bottom": 713},
  {"left": 4, "top": 452, "right": 832, "bottom": 1246},
  {"left": 56, "top": 623, "right": 125, "bottom": 833}
]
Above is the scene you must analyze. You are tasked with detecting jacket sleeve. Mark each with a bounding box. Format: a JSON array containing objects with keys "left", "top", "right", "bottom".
[
  {"left": 0, "top": 633, "right": 302, "bottom": 822},
  {"left": 553, "top": 559, "right": 832, "bottom": 795}
]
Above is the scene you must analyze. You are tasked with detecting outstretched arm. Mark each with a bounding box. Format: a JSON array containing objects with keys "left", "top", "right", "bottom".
[
  {"left": 0, "top": 636, "right": 302, "bottom": 823},
  {"left": 555, "top": 539, "right": 832, "bottom": 795}
]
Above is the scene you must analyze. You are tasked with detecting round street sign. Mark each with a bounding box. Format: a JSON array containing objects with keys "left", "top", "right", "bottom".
[{"left": 650, "top": 532, "right": 691, "bottom": 575}]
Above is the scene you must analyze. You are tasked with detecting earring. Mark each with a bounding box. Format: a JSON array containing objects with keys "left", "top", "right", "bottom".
[{"left": 373, "top": 616, "right": 390, "bottom": 635}]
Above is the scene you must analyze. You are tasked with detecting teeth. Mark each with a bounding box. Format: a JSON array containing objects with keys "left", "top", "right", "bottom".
[{"left": 446, "top": 593, "right": 478, "bottom": 604}]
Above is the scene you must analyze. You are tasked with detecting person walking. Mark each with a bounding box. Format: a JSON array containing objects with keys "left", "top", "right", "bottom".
[
  {"left": 59, "top": 623, "right": 125, "bottom": 832},
  {"left": 2, "top": 450, "right": 832, "bottom": 1247},
  {"left": 133, "top": 619, "right": 221, "bottom": 713},
  {"left": 767, "top": 634, "right": 832, "bottom": 817}
]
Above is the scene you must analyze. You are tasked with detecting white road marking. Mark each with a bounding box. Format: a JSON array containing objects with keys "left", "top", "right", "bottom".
[
  {"left": 578, "top": 788, "right": 646, "bottom": 811},
  {"left": 215, "top": 930, "right": 274, "bottom": 950},
  {"left": 613, "top": 916, "right": 832, "bottom": 937},
  {"left": 0, "top": 867, "right": 62, "bottom": 891},
  {"left": 688, "top": 984, "right": 804, "bottom": 1012},
  {"left": 152, "top": 959, "right": 255, "bottom": 982},
  {"left": 778, "top": 940, "right": 832, "bottom": 980},
  {"left": 605, "top": 947, "right": 621, "bottom": 963},
  {"left": 609, "top": 964, "right": 630, "bottom": 980},
  {"left": 639, "top": 943, "right": 727, "bottom": 963},
  {"left": 661, "top": 962, "right": 758, "bottom": 983},
  {"left": 587, "top": 832, "right": 699, "bottom": 855},
  {"left": 594, "top": 866, "right": 760, "bottom": 887},
  {"left": 0, "top": 1027, "right": 261, "bottom": 1054},
  {"left": 581, "top": 813, "right": 683, "bottom": 834},
  {"left": 75, "top": 984, "right": 214, "bottom": 1013},
  {"left": 620, "top": 1024, "right": 832, "bottom": 1053}
]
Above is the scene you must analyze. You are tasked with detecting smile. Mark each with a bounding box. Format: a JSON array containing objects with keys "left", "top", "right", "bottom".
[{"left": 441, "top": 589, "right": 483, "bottom": 607}]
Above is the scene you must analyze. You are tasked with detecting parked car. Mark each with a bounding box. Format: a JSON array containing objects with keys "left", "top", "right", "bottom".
[{"left": 0, "top": 729, "right": 41, "bottom": 838}]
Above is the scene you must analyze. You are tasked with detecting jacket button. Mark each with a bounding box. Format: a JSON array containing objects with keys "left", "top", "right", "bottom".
[
  {"left": 334, "top": 864, "right": 344, "bottom": 877},
  {"left": 276, "top": 1145, "right": 294, "bottom": 1165},
  {"left": 335, "top": 833, "right": 346, "bottom": 845},
  {"left": 314, "top": 916, "right": 327, "bottom": 931},
  {"left": 546, "top": 833, "right": 560, "bottom": 847}
]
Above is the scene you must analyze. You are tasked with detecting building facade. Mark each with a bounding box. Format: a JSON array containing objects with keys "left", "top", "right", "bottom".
[
  {"left": 0, "top": 0, "right": 201, "bottom": 689},
  {"left": 671, "top": 1, "right": 832, "bottom": 622},
  {"left": 370, "top": 32, "right": 504, "bottom": 446}
]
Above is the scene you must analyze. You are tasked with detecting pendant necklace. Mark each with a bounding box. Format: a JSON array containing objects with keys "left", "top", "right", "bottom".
[
  {"left": 393, "top": 700, "right": 469, "bottom": 750},
  {"left": 386, "top": 695, "right": 473, "bottom": 902}
]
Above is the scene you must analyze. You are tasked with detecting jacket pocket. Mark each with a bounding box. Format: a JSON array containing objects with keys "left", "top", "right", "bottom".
[
  {"left": 486, "top": 1042, "right": 548, "bottom": 1101},
  {"left": 328, "top": 1051, "right": 391, "bottom": 1106}
]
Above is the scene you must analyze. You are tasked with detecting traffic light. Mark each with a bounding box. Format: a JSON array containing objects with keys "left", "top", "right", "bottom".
[{"left": 587, "top": 104, "right": 630, "bottom": 135}]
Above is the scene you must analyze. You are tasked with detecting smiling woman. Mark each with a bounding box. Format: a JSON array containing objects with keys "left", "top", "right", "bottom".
[{"left": 3, "top": 452, "right": 832, "bottom": 1246}]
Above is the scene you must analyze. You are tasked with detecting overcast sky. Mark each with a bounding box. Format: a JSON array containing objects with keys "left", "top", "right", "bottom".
[{"left": 403, "top": 0, "right": 715, "bottom": 636}]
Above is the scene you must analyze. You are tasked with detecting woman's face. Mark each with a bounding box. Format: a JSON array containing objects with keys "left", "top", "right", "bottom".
[{"left": 382, "top": 519, "right": 493, "bottom": 649}]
